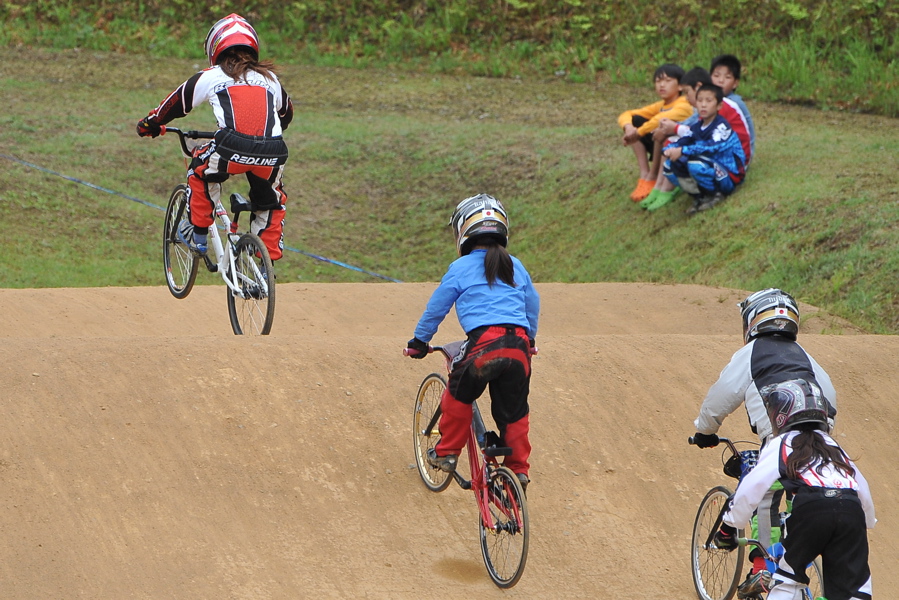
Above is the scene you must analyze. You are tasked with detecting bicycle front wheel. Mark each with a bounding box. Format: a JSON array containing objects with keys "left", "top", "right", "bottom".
[
  {"left": 479, "top": 466, "right": 529, "bottom": 588},
  {"left": 412, "top": 374, "right": 452, "bottom": 492},
  {"left": 163, "top": 184, "right": 199, "bottom": 299},
  {"left": 226, "top": 233, "right": 276, "bottom": 335},
  {"left": 691, "top": 485, "right": 744, "bottom": 600},
  {"left": 803, "top": 556, "right": 824, "bottom": 599}
]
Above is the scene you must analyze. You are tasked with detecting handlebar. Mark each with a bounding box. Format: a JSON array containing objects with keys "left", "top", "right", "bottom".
[
  {"left": 160, "top": 126, "right": 216, "bottom": 158},
  {"left": 688, "top": 436, "right": 739, "bottom": 456},
  {"left": 403, "top": 343, "right": 538, "bottom": 360}
]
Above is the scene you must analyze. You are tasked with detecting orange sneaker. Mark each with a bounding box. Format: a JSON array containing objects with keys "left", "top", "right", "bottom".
[{"left": 629, "top": 178, "right": 655, "bottom": 201}]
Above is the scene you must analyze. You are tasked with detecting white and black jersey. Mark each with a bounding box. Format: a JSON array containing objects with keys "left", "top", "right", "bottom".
[{"left": 694, "top": 334, "right": 836, "bottom": 442}]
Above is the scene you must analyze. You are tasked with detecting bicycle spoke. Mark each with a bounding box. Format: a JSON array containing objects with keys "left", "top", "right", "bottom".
[
  {"left": 479, "top": 467, "right": 528, "bottom": 588},
  {"left": 412, "top": 375, "right": 452, "bottom": 492},
  {"left": 226, "top": 233, "right": 275, "bottom": 335},
  {"left": 162, "top": 184, "right": 198, "bottom": 299},
  {"left": 691, "top": 486, "right": 743, "bottom": 600}
]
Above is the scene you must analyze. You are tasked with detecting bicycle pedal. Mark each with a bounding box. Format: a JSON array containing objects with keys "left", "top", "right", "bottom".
[{"left": 202, "top": 255, "right": 218, "bottom": 273}]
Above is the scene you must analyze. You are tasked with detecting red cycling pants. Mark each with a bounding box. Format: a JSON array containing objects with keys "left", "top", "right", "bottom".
[
  {"left": 187, "top": 142, "right": 287, "bottom": 260},
  {"left": 435, "top": 325, "right": 532, "bottom": 476}
]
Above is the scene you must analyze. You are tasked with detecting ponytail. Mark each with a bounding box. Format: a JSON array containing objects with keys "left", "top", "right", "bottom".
[
  {"left": 219, "top": 48, "right": 277, "bottom": 82},
  {"left": 785, "top": 426, "right": 855, "bottom": 480},
  {"left": 482, "top": 240, "right": 515, "bottom": 287}
]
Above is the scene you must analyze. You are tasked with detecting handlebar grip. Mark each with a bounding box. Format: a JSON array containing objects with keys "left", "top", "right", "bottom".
[
  {"left": 403, "top": 347, "right": 430, "bottom": 357},
  {"left": 688, "top": 436, "right": 696, "bottom": 445}
]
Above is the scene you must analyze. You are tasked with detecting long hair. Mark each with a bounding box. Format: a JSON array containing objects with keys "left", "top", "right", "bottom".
[
  {"left": 785, "top": 424, "right": 855, "bottom": 480},
  {"left": 476, "top": 236, "right": 515, "bottom": 288},
  {"left": 219, "top": 48, "right": 277, "bottom": 82}
]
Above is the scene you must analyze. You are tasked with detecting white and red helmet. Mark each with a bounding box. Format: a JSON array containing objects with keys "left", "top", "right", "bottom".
[
  {"left": 449, "top": 194, "right": 509, "bottom": 256},
  {"left": 204, "top": 13, "right": 259, "bottom": 66}
]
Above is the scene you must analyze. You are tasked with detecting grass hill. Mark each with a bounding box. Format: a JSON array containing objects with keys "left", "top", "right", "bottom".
[{"left": 2, "top": 47, "right": 898, "bottom": 333}]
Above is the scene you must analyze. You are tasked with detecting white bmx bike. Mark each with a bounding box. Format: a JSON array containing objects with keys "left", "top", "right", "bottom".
[{"left": 161, "top": 127, "right": 276, "bottom": 335}]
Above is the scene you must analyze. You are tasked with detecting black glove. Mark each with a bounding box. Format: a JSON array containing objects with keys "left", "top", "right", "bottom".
[
  {"left": 528, "top": 337, "right": 536, "bottom": 348},
  {"left": 692, "top": 432, "right": 720, "bottom": 448},
  {"left": 713, "top": 523, "right": 737, "bottom": 551},
  {"left": 136, "top": 115, "right": 163, "bottom": 138},
  {"left": 406, "top": 338, "right": 429, "bottom": 359}
]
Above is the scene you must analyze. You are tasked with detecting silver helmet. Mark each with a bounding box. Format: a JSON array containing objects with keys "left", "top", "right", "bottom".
[
  {"left": 449, "top": 194, "right": 509, "bottom": 256},
  {"left": 739, "top": 288, "right": 800, "bottom": 343}
]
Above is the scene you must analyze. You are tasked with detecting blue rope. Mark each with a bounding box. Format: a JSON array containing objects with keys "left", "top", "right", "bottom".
[{"left": 0, "top": 153, "right": 403, "bottom": 282}]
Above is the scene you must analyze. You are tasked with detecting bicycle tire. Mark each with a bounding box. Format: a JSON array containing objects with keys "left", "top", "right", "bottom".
[
  {"left": 479, "top": 466, "right": 529, "bottom": 588},
  {"left": 162, "top": 184, "right": 199, "bottom": 299},
  {"left": 691, "top": 485, "right": 744, "bottom": 600},
  {"left": 803, "top": 556, "right": 824, "bottom": 599},
  {"left": 412, "top": 374, "right": 452, "bottom": 492},
  {"left": 226, "top": 233, "right": 276, "bottom": 335}
]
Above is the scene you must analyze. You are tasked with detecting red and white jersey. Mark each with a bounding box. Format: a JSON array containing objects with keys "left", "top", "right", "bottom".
[
  {"left": 719, "top": 99, "right": 751, "bottom": 167},
  {"left": 150, "top": 65, "right": 293, "bottom": 137}
]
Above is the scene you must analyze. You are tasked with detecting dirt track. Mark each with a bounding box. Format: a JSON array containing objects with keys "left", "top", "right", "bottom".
[{"left": 0, "top": 283, "right": 893, "bottom": 599}]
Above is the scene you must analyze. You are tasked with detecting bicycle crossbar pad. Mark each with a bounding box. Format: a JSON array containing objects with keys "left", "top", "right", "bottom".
[{"left": 484, "top": 446, "right": 513, "bottom": 457}]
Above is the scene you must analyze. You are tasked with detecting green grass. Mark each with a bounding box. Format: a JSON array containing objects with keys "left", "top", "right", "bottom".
[{"left": 2, "top": 47, "right": 899, "bottom": 333}]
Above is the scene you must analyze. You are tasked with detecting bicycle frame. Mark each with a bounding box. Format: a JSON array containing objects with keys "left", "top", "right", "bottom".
[{"left": 418, "top": 344, "right": 522, "bottom": 533}]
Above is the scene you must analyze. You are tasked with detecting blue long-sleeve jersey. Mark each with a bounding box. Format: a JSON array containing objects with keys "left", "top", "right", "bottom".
[
  {"left": 414, "top": 249, "right": 540, "bottom": 342},
  {"left": 673, "top": 113, "right": 746, "bottom": 180}
]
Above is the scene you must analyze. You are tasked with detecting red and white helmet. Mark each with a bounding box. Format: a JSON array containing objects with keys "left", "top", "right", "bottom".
[
  {"left": 204, "top": 14, "right": 259, "bottom": 66},
  {"left": 449, "top": 194, "right": 509, "bottom": 256}
]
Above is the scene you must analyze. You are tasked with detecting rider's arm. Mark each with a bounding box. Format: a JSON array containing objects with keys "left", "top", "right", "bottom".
[
  {"left": 853, "top": 462, "right": 877, "bottom": 529},
  {"left": 694, "top": 344, "right": 753, "bottom": 434},
  {"left": 722, "top": 439, "right": 781, "bottom": 527},
  {"left": 514, "top": 258, "right": 540, "bottom": 339},
  {"left": 413, "top": 265, "right": 462, "bottom": 343},
  {"left": 149, "top": 71, "right": 205, "bottom": 125}
]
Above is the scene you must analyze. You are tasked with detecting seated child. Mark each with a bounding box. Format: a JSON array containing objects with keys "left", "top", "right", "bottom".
[
  {"left": 661, "top": 83, "right": 746, "bottom": 215},
  {"left": 616, "top": 64, "right": 693, "bottom": 202},
  {"left": 711, "top": 54, "right": 755, "bottom": 169},
  {"left": 639, "top": 66, "right": 712, "bottom": 212}
]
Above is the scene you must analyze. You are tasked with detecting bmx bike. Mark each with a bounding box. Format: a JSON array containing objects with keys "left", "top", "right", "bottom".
[
  {"left": 161, "top": 127, "right": 276, "bottom": 335},
  {"left": 406, "top": 341, "right": 529, "bottom": 588},
  {"left": 689, "top": 436, "right": 824, "bottom": 600}
]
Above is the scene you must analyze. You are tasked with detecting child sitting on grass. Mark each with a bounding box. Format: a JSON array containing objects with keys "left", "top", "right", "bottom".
[
  {"left": 616, "top": 63, "right": 694, "bottom": 202},
  {"left": 639, "top": 66, "right": 712, "bottom": 212},
  {"left": 661, "top": 83, "right": 746, "bottom": 215},
  {"left": 711, "top": 53, "right": 755, "bottom": 169}
]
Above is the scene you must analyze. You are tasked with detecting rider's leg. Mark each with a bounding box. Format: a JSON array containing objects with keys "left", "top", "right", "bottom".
[
  {"left": 246, "top": 168, "right": 287, "bottom": 261},
  {"left": 500, "top": 414, "right": 531, "bottom": 477},
  {"left": 188, "top": 145, "right": 228, "bottom": 245},
  {"left": 484, "top": 328, "right": 532, "bottom": 478},
  {"left": 748, "top": 483, "right": 784, "bottom": 573},
  {"left": 434, "top": 388, "right": 473, "bottom": 458}
]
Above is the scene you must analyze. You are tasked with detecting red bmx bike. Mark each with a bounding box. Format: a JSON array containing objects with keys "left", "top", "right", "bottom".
[{"left": 406, "top": 341, "right": 530, "bottom": 588}]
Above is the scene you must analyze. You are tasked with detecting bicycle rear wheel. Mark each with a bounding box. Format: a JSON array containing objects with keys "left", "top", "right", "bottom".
[
  {"left": 412, "top": 374, "right": 452, "bottom": 492},
  {"left": 163, "top": 184, "right": 199, "bottom": 299},
  {"left": 226, "top": 233, "right": 275, "bottom": 335},
  {"left": 691, "top": 485, "right": 744, "bottom": 600},
  {"left": 480, "top": 466, "right": 529, "bottom": 588}
]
